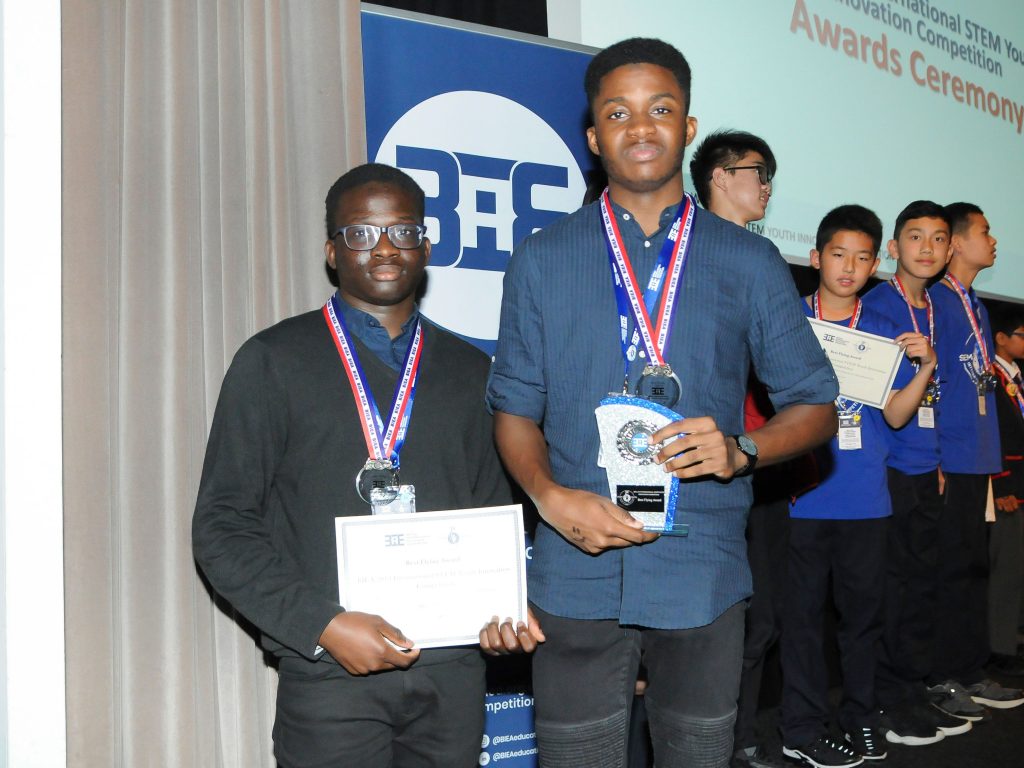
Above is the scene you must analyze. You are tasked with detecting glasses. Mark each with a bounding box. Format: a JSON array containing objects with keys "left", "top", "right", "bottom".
[
  {"left": 1011, "top": 332, "right": 1024, "bottom": 338},
  {"left": 331, "top": 223, "right": 427, "bottom": 251},
  {"left": 723, "top": 164, "right": 773, "bottom": 185}
]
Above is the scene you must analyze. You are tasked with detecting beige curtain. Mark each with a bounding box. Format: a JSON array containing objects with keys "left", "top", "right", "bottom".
[{"left": 62, "top": 1, "right": 366, "bottom": 764}]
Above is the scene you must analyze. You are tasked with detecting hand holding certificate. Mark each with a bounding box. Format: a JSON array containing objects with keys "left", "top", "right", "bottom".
[
  {"left": 335, "top": 505, "right": 528, "bottom": 649},
  {"left": 807, "top": 318, "right": 904, "bottom": 408}
]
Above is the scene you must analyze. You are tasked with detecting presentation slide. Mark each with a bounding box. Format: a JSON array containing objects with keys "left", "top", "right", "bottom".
[{"left": 571, "top": 0, "right": 1024, "bottom": 301}]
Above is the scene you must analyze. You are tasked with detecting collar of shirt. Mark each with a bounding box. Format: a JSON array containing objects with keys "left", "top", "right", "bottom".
[
  {"left": 608, "top": 197, "right": 683, "bottom": 242},
  {"left": 333, "top": 293, "right": 420, "bottom": 372},
  {"left": 996, "top": 354, "right": 1021, "bottom": 381}
]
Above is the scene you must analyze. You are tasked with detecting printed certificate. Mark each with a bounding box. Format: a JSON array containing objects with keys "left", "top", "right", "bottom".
[
  {"left": 808, "top": 319, "right": 904, "bottom": 409},
  {"left": 335, "top": 504, "right": 527, "bottom": 648}
]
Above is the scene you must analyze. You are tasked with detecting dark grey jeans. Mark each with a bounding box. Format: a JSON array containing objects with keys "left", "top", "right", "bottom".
[{"left": 531, "top": 601, "right": 746, "bottom": 768}]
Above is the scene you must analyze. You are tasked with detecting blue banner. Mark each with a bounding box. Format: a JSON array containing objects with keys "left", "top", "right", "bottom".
[{"left": 362, "top": 9, "right": 597, "bottom": 353}]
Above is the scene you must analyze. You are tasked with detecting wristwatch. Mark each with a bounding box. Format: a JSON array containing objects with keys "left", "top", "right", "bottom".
[{"left": 731, "top": 434, "right": 759, "bottom": 477}]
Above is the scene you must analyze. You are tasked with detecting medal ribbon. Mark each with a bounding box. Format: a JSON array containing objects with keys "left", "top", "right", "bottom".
[
  {"left": 813, "top": 292, "right": 862, "bottom": 414},
  {"left": 812, "top": 292, "right": 861, "bottom": 328},
  {"left": 994, "top": 359, "right": 1024, "bottom": 417},
  {"left": 943, "top": 273, "right": 993, "bottom": 371},
  {"left": 889, "top": 276, "right": 934, "bottom": 342},
  {"left": 601, "top": 190, "right": 695, "bottom": 369},
  {"left": 323, "top": 295, "right": 423, "bottom": 467}
]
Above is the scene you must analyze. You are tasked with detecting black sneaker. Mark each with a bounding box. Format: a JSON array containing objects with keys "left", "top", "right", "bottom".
[
  {"left": 913, "top": 700, "right": 972, "bottom": 736},
  {"left": 876, "top": 707, "right": 944, "bottom": 746},
  {"left": 731, "top": 744, "right": 790, "bottom": 768},
  {"left": 782, "top": 735, "right": 863, "bottom": 768},
  {"left": 988, "top": 652, "right": 1024, "bottom": 677},
  {"left": 844, "top": 727, "right": 887, "bottom": 760}
]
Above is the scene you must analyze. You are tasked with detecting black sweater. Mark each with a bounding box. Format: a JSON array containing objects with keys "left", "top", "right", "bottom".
[{"left": 192, "top": 308, "right": 511, "bottom": 662}]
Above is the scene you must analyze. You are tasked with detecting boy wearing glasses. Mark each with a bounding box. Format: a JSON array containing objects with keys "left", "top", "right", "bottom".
[
  {"left": 690, "top": 130, "right": 789, "bottom": 768},
  {"left": 986, "top": 305, "right": 1024, "bottom": 679},
  {"left": 689, "top": 129, "right": 775, "bottom": 228},
  {"left": 193, "top": 163, "right": 541, "bottom": 767}
]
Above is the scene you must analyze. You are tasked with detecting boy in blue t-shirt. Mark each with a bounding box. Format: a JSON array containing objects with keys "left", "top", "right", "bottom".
[
  {"left": 862, "top": 201, "right": 971, "bottom": 744},
  {"left": 781, "top": 206, "right": 935, "bottom": 768},
  {"left": 926, "top": 202, "right": 1023, "bottom": 717}
]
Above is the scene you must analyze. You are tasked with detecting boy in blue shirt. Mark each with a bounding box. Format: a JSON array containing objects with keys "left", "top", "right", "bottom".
[
  {"left": 862, "top": 201, "right": 971, "bottom": 744},
  {"left": 927, "top": 203, "right": 1023, "bottom": 717},
  {"left": 782, "top": 205, "right": 936, "bottom": 768}
]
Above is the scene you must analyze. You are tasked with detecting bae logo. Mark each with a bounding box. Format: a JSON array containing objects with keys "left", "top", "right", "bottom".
[{"left": 374, "top": 91, "right": 587, "bottom": 349}]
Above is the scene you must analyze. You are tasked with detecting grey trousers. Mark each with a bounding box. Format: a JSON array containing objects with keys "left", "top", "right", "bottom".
[{"left": 531, "top": 601, "right": 745, "bottom": 768}]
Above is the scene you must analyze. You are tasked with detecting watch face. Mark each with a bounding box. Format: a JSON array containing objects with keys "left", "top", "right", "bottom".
[{"left": 737, "top": 434, "right": 758, "bottom": 457}]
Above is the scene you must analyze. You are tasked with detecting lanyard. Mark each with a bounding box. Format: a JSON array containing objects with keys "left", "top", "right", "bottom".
[
  {"left": 323, "top": 295, "right": 422, "bottom": 467},
  {"left": 601, "top": 190, "right": 694, "bottom": 374},
  {"left": 889, "top": 276, "right": 934, "bottom": 342},
  {"left": 812, "top": 292, "right": 861, "bottom": 328},
  {"left": 943, "top": 273, "right": 993, "bottom": 370}
]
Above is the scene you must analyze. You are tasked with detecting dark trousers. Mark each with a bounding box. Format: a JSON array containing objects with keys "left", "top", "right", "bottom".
[
  {"left": 781, "top": 517, "right": 887, "bottom": 746},
  {"left": 931, "top": 472, "right": 991, "bottom": 685},
  {"left": 734, "top": 498, "right": 789, "bottom": 750},
  {"left": 273, "top": 653, "right": 485, "bottom": 768},
  {"left": 531, "top": 601, "right": 745, "bottom": 768},
  {"left": 876, "top": 468, "right": 943, "bottom": 706},
  {"left": 989, "top": 506, "right": 1024, "bottom": 655}
]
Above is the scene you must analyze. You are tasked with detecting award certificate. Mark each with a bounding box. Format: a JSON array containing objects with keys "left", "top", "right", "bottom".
[
  {"left": 808, "top": 319, "right": 904, "bottom": 409},
  {"left": 335, "top": 504, "right": 527, "bottom": 648}
]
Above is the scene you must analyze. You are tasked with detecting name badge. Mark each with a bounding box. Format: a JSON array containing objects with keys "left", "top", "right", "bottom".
[
  {"left": 838, "top": 412, "right": 862, "bottom": 451},
  {"left": 917, "top": 406, "right": 935, "bottom": 429},
  {"left": 978, "top": 395, "right": 987, "bottom": 417}
]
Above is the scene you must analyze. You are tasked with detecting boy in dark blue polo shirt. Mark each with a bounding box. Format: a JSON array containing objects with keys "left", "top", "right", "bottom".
[
  {"left": 862, "top": 201, "right": 971, "bottom": 745},
  {"left": 782, "top": 206, "right": 936, "bottom": 768},
  {"left": 927, "top": 202, "right": 1023, "bottom": 718}
]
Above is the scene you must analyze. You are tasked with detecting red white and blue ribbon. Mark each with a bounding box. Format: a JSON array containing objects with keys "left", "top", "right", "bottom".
[
  {"left": 813, "top": 291, "right": 861, "bottom": 328},
  {"left": 994, "top": 359, "right": 1024, "bottom": 417},
  {"left": 323, "top": 295, "right": 422, "bottom": 467},
  {"left": 943, "top": 273, "right": 993, "bottom": 372},
  {"left": 601, "top": 189, "right": 695, "bottom": 371},
  {"left": 889, "top": 276, "right": 934, "bottom": 342}
]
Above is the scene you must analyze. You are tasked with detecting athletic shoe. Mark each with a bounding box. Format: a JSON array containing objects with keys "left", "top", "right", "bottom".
[
  {"left": 913, "top": 700, "right": 972, "bottom": 736},
  {"left": 731, "top": 744, "right": 790, "bottom": 768},
  {"left": 876, "top": 707, "right": 944, "bottom": 746},
  {"left": 966, "top": 679, "right": 1024, "bottom": 709},
  {"left": 988, "top": 652, "right": 1024, "bottom": 677},
  {"left": 844, "top": 727, "right": 887, "bottom": 760},
  {"left": 782, "top": 735, "right": 863, "bottom": 767},
  {"left": 926, "top": 680, "right": 989, "bottom": 721}
]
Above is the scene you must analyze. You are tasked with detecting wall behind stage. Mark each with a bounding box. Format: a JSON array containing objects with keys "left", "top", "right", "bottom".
[
  {"left": 557, "top": 0, "right": 1024, "bottom": 302},
  {"left": 362, "top": 6, "right": 598, "bottom": 353}
]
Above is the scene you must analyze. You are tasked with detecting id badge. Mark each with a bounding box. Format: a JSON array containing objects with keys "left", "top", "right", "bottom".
[
  {"left": 978, "top": 395, "right": 987, "bottom": 417},
  {"left": 371, "top": 484, "right": 416, "bottom": 515},
  {"left": 838, "top": 413, "right": 862, "bottom": 451},
  {"left": 917, "top": 406, "right": 935, "bottom": 429}
]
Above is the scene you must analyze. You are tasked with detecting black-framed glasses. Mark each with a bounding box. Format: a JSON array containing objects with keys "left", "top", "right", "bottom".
[
  {"left": 331, "top": 223, "right": 427, "bottom": 250},
  {"left": 723, "top": 164, "right": 773, "bottom": 185},
  {"left": 1011, "top": 331, "right": 1024, "bottom": 338}
]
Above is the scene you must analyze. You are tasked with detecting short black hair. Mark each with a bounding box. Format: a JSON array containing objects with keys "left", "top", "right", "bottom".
[
  {"left": 324, "top": 163, "right": 426, "bottom": 239},
  {"left": 815, "top": 204, "right": 883, "bottom": 255},
  {"left": 892, "top": 200, "right": 950, "bottom": 240},
  {"left": 945, "top": 201, "right": 984, "bottom": 237},
  {"left": 584, "top": 37, "right": 692, "bottom": 118},
  {"left": 989, "top": 304, "right": 1024, "bottom": 338},
  {"left": 688, "top": 130, "right": 777, "bottom": 208}
]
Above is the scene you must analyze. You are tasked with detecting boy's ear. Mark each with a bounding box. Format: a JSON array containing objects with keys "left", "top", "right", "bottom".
[
  {"left": 995, "top": 330, "right": 1009, "bottom": 346},
  {"left": 711, "top": 166, "right": 728, "bottom": 193},
  {"left": 809, "top": 249, "right": 821, "bottom": 269},
  {"left": 869, "top": 257, "right": 881, "bottom": 277},
  {"left": 886, "top": 239, "right": 899, "bottom": 260}
]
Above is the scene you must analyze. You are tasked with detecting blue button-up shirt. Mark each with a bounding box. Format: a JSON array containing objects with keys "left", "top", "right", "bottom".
[
  {"left": 488, "top": 198, "right": 837, "bottom": 629},
  {"left": 334, "top": 294, "right": 419, "bottom": 372}
]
